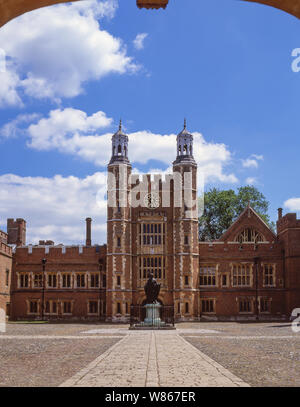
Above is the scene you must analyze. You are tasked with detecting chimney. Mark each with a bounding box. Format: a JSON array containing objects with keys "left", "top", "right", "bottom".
[
  {"left": 86, "top": 218, "right": 92, "bottom": 246},
  {"left": 278, "top": 208, "right": 283, "bottom": 221}
]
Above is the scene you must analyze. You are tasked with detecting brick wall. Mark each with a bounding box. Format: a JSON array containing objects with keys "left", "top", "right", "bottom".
[{"left": 10, "top": 244, "right": 106, "bottom": 320}]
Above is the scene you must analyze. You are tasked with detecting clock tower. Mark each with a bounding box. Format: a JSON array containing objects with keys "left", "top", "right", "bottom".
[{"left": 106, "top": 120, "right": 200, "bottom": 322}]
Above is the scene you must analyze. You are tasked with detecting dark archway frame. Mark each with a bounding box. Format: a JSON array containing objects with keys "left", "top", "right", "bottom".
[{"left": 0, "top": 0, "right": 300, "bottom": 28}]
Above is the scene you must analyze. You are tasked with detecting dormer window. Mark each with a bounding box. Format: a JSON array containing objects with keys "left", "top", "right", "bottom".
[{"left": 235, "top": 228, "right": 265, "bottom": 243}]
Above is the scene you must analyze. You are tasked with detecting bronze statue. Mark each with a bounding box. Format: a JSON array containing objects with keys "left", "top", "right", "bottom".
[{"left": 144, "top": 272, "right": 160, "bottom": 304}]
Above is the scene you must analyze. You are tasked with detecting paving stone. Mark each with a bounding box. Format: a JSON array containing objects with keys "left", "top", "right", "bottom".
[{"left": 60, "top": 332, "right": 249, "bottom": 387}]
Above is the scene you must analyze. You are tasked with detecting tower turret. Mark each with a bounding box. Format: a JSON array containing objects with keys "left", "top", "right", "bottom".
[
  {"left": 172, "top": 120, "right": 199, "bottom": 321},
  {"left": 107, "top": 121, "right": 132, "bottom": 322},
  {"left": 173, "top": 119, "right": 196, "bottom": 165},
  {"left": 109, "top": 120, "right": 130, "bottom": 165}
]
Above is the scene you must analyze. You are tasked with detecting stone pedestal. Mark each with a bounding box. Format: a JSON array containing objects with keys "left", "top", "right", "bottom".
[{"left": 144, "top": 303, "right": 162, "bottom": 325}]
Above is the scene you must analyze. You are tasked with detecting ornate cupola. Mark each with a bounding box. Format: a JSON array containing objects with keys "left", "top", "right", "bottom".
[
  {"left": 173, "top": 119, "right": 196, "bottom": 165},
  {"left": 109, "top": 120, "right": 130, "bottom": 165}
]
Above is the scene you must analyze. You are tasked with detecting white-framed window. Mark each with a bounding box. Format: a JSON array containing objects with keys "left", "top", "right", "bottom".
[
  {"left": 139, "top": 256, "right": 166, "bottom": 281},
  {"left": 199, "top": 265, "right": 217, "bottom": 286},
  {"left": 62, "top": 273, "right": 72, "bottom": 288},
  {"left": 238, "top": 298, "right": 253, "bottom": 314},
  {"left": 62, "top": 301, "right": 72, "bottom": 315},
  {"left": 117, "top": 237, "right": 121, "bottom": 247},
  {"left": 19, "top": 273, "right": 29, "bottom": 288},
  {"left": 5, "top": 269, "right": 9, "bottom": 286},
  {"left": 45, "top": 300, "right": 58, "bottom": 315},
  {"left": 125, "top": 302, "right": 130, "bottom": 315},
  {"left": 76, "top": 273, "right": 86, "bottom": 288},
  {"left": 201, "top": 299, "right": 215, "bottom": 314},
  {"left": 139, "top": 223, "right": 165, "bottom": 246},
  {"left": 33, "top": 273, "right": 43, "bottom": 288},
  {"left": 221, "top": 274, "right": 229, "bottom": 287},
  {"left": 116, "top": 302, "right": 122, "bottom": 315},
  {"left": 184, "top": 302, "right": 190, "bottom": 314},
  {"left": 88, "top": 300, "right": 98, "bottom": 315},
  {"left": 259, "top": 297, "right": 271, "bottom": 313},
  {"left": 90, "top": 273, "right": 100, "bottom": 288},
  {"left": 27, "top": 300, "right": 39, "bottom": 315},
  {"left": 232, "top": 264, "right": 252, "bottom": 287},
  {"left": 263, "top": 264, "right": 275, "bottom": 287},
  {"left": 47, "top": 274, "right": 57, "bottom": 288}
]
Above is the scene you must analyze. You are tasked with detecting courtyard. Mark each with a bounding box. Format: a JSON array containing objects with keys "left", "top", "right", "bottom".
[{"left": 0, "top": 322, "right": 299, "bottom": 387}]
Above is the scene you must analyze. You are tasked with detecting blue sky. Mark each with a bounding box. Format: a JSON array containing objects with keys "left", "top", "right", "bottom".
[{"left": 0, "top": 0, "right": 299, "bottom": 244}]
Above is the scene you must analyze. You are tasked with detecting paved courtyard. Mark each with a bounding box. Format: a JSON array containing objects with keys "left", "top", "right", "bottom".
[{"left": 0, "top": 322, "right": 300, "bottom": 387}]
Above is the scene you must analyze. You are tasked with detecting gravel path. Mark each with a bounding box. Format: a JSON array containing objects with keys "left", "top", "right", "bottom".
[{"left": 0, "top": 337, "right": 121, "bottom": 387}]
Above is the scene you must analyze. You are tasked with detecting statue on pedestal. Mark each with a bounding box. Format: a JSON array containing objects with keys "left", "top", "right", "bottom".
[{"left": 144, "top": 272, "right": 160, "bottom": 304}]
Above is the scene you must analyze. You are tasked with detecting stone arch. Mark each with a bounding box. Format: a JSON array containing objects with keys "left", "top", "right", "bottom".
[{"left": 0, "top": 1, "right": 300, "bottom": 29}]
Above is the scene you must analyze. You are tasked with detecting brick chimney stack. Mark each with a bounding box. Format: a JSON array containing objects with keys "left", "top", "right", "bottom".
[
  {"left": 85, "top": 218, "right": 92, "bottom": 246},
  {"left": 278, "top": 208, "right": 283, "bottom": 221}
]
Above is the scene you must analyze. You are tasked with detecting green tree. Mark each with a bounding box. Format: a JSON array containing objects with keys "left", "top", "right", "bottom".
[{"left": 199, "top": 186, "right": 275, "bottom": 241}]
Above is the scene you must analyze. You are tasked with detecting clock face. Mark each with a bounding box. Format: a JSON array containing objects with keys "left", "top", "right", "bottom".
[{"left": 144, "top": 193, "right": 160, "bottom": 209}]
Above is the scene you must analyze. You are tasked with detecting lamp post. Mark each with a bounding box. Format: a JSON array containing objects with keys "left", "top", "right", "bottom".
[
  {"left": 41, "top": 258, "right": 47, "bottom": 321},
  {"left": 254, "top": 257, "right": 259, "bottom": 321},
  {"left": 98, "top": 258, "right": 102, "bottom": 321}
]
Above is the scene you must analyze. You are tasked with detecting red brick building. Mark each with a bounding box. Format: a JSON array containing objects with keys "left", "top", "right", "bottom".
[
  {"left": 0, "top": 226, "right": 13, "bottom": 319},
  {"left": 7, "top": 123, "right": 300, "bottom": 322}
]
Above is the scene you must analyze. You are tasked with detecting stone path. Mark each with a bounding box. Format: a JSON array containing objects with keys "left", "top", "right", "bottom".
[{"left": 60, "top": 332, "right": 249, "bottom": 387}]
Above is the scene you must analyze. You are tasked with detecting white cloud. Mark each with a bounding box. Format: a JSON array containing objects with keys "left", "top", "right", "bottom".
[
  {"left": 0, "top": 113, "right": 40, "bottom": 138},
  {"left": 0, "top": 172, "right": 107, "bottom": 245},
  {"left": 245, "top": 177, "right": 257, "bottom": 185},
  {"left": 0, "top": 110, "right": 240, "bottom": 244},
  {"left": 242, "top": 154, "right": 263, "bottom": 168},
  {"left": 0, "top": 68, "right": 22, "bottom": 107},
  {"left": 0, "top": 0, "right": 139, "bottom": 105},
  {"left": 284, "top": 198, "right": 300, "bottom": 212},
  {"left": 18, "top": 108, "right": 238, "bottom": 184},
  {"left": 27, "top": 108, "right": 113, "bottom": 150},
  {"left": 133, "top": 33, "right": 148, "bottom": 50}
]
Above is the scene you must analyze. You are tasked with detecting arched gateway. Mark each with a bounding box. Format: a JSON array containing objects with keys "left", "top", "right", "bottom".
[{"left": 0, "top": 0, "right": 300, "bottom": 28}]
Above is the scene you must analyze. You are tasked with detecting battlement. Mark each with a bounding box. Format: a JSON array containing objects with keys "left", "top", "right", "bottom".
[
  {"left": 15, "top": 244, "right": 107, "bottom": 257},
  {"left": 0, "top": 241, "right": 12, "bottom": 257},
  {"left": 199, "top": 240, "right": 281, "bottom": 257},
  {"left": 277, "top": 211, "right": 300, "bottom": 234},
  {"left": 0, "top": 229, "right": 8, "bottom": 244}
]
